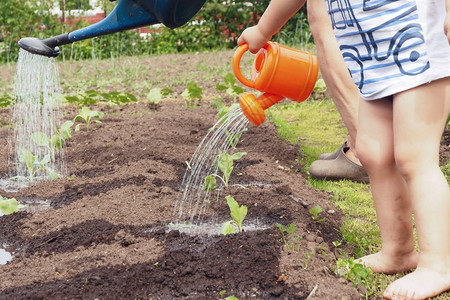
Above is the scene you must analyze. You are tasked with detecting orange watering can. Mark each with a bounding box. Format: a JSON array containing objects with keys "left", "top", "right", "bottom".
[{"left": 232, "top": 42, "right": 319, "bottom": 126}]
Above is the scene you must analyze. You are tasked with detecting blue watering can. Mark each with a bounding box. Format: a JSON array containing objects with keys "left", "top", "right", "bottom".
[{"left": 18, "top": 0, "right": 207, "bottom": 57}]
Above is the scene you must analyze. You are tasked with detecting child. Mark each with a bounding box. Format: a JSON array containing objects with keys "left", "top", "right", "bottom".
[{"left": 238, "top": 0, "right": 450, "bottom": 299}]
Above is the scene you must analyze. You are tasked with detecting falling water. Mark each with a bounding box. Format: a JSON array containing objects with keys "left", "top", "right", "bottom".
[
  {"left": 8, "top": 49, "right": 66, "bottom": 184},
  {"left": 174, "top": 104, "right": 249, "bottom": 227}
]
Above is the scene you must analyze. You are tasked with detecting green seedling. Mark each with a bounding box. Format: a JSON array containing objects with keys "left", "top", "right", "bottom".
[
  {"left": 65, "top": 90, "right": 99, "bottom": 106},
  {"left": 216, "top": 73, "right": 245, "bottom": 101},
  {"left": 16, "top": 148, "right": 58, "bottom": 181},
  {"left": 147, "top": 87, "right": 173, "bottom": 111},
  {"left": 74, "top": 106, "right": 104, "bottom": 132},
  {"left": 31, "top": 121, "right": 74, "bottom": 161},
  {"left": 65, "top": 90, "right": 137, "bottom": 107},
  {"left": 275, "top": 223, "right": 296, "bottom": 244},
  {"left": 161, "top": 88, "right": 175, "bottom": 96},
  {"left": 0, "top": 196, "right": 19, "bottom": 215},
  {"left": 332, "top": 240, "right": 343, "bottom": 257},
  {"left": 203, "top": 174, "right": 216, "bottom": 192},
  {"left": 181, "top": 81, "right": 202, "bottom": 108},
  {"left": 303, "top": 251, "right": 313, "bottom": 270},
  {"left": 309, "top": 205, "right": 325, "bottom": 222},
  {"left": 203, "top": 151, "right": 246, "bottom": 191},
  {"left": 275, "top": 223, "right": 303, "bottom": 251},
  {"left": 221, "top": 195, "right": 247, "bottom": 235},
  {"left": 100, "top": 91, "right": 137, "bottom": 106},
  {"left": 0, "top": 93, "right": 14, "bottom": 108},
  {"left": 218, "top": 291, "right": 239, "bottom": 300},
  {"left": 334, "top": 257, "right": 374, "bottom": 289},
  {"left": 147, "top": 87, "right": 162, "bottom": 111}
]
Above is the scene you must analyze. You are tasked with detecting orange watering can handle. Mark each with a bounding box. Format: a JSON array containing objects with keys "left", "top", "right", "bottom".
[{"left": 232, "top": 44, "right": 255, "bottom": 89}]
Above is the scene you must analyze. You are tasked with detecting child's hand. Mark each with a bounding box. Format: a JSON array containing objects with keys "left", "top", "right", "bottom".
[{"left": 237, "top": 26, "right": 271, "bottom": 54}]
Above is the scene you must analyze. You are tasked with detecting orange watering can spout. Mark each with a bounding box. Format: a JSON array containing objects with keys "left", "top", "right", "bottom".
[
  {"left": 233, "top": 42, "right": 319, "bottom": 126},
  {"left": 239, "top": 93, "right": 284, "bottom": 126}
]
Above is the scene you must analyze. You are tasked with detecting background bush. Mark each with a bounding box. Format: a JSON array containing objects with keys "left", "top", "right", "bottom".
[{"left": 0, "top": 0, "right": 311, "bottom": 64}]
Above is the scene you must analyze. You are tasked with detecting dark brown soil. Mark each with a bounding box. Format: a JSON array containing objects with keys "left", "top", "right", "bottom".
[
  {"left": 0, "top": 51, "right": 447, "bottom": 300},
  {"left": 0, "top": 99, "right": 363, "bottom": 300}
]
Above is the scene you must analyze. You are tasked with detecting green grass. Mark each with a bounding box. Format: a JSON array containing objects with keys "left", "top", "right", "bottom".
[{"left": 267, "top": 96, "right": 450, "bottom": 299}]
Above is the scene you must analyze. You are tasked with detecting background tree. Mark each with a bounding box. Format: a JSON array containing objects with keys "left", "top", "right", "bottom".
[{"left": 0, "top": 0, "right": 62, "bottom": 63}]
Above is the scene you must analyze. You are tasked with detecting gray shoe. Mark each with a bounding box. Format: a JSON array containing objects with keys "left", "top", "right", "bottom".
[
  {"left": 318, "top": 141, "right": 348, "bottom": 160},
  {"left": 309, "top": 147, "right": 369, "bottom": 183}
]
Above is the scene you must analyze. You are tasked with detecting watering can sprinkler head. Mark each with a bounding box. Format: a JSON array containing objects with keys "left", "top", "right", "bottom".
[
  {"left": 18, "top": 33, "right": 71, "bottom": 58},
  {"left": 18, "top": 0, "right": 207, "bottom": 57},
  {"left": 233, "top": 42, "right": 319, "bottom": 126}
]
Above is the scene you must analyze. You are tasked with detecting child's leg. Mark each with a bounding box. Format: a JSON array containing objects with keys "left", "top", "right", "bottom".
[
  {"left": 356, "top": 98, "right": 419, "bottom": 274},
  {"left": 383, "top": 77, "right": 450, "bottom": 300}
]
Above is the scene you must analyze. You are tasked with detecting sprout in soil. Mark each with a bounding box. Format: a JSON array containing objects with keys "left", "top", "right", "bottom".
[
  {"left": 74, "top": 106, "right": 104, "bottom": 132},
  {"left": 221, "top": 195, "right": 248, "bottom": 235},
  {"left": 203, "top": 151, "right": 247, "bottom": 191}
]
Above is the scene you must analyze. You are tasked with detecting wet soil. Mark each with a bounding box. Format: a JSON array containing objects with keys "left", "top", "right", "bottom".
[{"left": 0, "top": 51, "right": 447, "bottom": 300}]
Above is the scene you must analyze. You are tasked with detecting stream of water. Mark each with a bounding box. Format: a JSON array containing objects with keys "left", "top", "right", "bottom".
[
  {"left": 173, "top": 104, "right": 250, "bottom": 228},
  {"left": 8, "top": 49, "right": 66, "bottom": 184}
]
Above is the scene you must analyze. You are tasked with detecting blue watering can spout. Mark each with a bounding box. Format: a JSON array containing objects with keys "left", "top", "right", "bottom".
[{"left": 18, "top": 0, "right": 207, "bottom": 57}]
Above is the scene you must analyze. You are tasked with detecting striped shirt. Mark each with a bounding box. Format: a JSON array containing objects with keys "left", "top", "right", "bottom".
[{"left": 326, "top": 0, "right": 450, "bottom": 100}]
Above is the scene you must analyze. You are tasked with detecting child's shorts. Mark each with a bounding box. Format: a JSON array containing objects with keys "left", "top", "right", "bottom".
[{"left": 325, "top": 0, "right": 450, "bottom": 100}]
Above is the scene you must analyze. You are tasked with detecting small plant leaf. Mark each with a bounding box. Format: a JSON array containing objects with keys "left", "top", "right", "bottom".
[
  {"left": 0, "top": 197, "right": 19, "bottom": 215},
  {"left": 275, "top": 223, "right": 296, "bottom": 235},
  {"left": 203, "top": 175, "right": 216, "bottom": 191},
  {"left": 221, "top": 220, "right": 236, "bottom": 235},
  {"left": 226, "top": 195, "right": 247, "bottom": 232},
  {"left": 147, "top": 88, "right": 162, "bottom": 104},
  {"left": 181, "top": 88, "right": 190, "bottom": 99},
  {"left": 31, "top": 132, "right": 50, "bottom": 147},
  {"left": 224, "top": 73, "right": 236, "bottom": 86},
  {"left": 59, "top": 121, "right": 74, "bottom": 139},
  {"left": 39, "top": 154, "right": 51, "bottom": 166},
  {"left": 216, "top": 83, "right": 227, "bottom": 91},
  {"left": 232, "top": 85, "right": 245, "bottom": 95},
  {"left": 161, "top": 88, "right": 174, "bottom": 96},
  {"left": 309, "top": 205, "right": 323, "bottom": 220},
  {"left": 19, "top": 148, "right": 35, "bottom": 166},
  {"left": 230, "top": 152, "right": 247, "bottom": 160},
  {"left": 125, "top": 93, "right": 138, "bottom": 102},
  {"left": 51, "top": 134, "right": 63, "bottom": 150},
  {"left": 186, "top": 82, "right": 202, "bottom": 99}
]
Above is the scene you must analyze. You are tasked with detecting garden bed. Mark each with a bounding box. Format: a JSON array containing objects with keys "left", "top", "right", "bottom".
[{"left": 0, "top": 99, "right": 363, "bottom": 299}]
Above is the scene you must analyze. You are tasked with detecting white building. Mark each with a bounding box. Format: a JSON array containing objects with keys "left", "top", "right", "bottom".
[{"left": 50, "top": 0, "right": 104, "bottom": 17}]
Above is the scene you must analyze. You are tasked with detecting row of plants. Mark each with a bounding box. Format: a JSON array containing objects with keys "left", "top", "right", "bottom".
[
  {"left": 0, "top": 105, "right": 103, "bottom": 216},
  {"left": 0, "top": 0, "right": 312, "bottom": 64}
]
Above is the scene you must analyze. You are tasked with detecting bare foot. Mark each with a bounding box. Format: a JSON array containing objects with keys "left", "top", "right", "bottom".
[
  {"left": 383, "top": 267, "right": 450, "bottom": 299},
  {"left": 357, "top": 251, "right": 419, "bottom": 274}
]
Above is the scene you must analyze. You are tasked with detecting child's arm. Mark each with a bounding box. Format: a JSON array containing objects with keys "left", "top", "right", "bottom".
[{"left": 237, "top": 0, "right": 306, "bottom": 53}]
